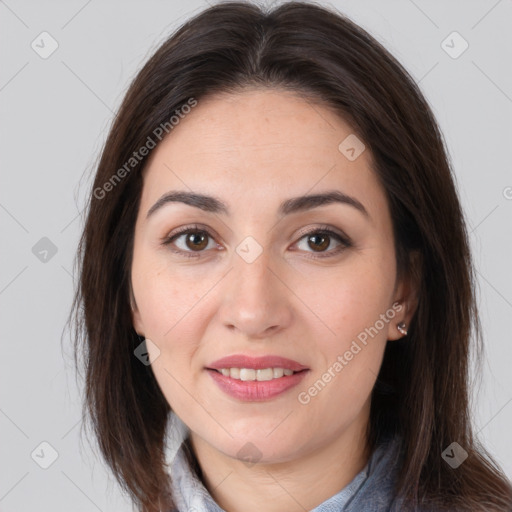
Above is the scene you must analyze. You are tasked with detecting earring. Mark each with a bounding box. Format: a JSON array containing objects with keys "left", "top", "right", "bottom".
[{"left": 397, "top": 322, "right": 408, "bottom": 336}]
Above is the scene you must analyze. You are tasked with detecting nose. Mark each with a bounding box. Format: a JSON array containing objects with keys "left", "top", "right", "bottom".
[{"left": 217, "top": 246, "right": 293, "bottom": 340}]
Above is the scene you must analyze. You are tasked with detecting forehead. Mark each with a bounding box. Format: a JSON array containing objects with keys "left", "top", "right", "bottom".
[{"left": 140, "top": 88, "right": 384, "bottom": 216}]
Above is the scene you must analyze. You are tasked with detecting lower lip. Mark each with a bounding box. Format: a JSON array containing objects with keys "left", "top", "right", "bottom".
[{"left": 206, "top": 369, "right": 309, "bottom": 401}]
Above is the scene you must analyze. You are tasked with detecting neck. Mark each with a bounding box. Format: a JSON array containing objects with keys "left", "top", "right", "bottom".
[{"left": 188, "top": 413, "right": 371, "bottom": 512}]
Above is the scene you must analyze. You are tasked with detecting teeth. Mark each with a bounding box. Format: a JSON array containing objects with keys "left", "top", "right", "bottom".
[
  {"left": 240, "top": 368, "right": 256, "bottom": 381},
  {"left": 256, "top": 368, "right": 273, "bottom": 381},
  {"left": 217, "top": 367, "right": 298, "bottom": 381},
  {"left": 273, "top": 368, "right": 284, "bottom": 378}
]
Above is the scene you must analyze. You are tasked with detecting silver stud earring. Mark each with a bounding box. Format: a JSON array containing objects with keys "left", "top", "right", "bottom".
[{"left": 397, "top": 322, "right": 408, "bottom": 336}]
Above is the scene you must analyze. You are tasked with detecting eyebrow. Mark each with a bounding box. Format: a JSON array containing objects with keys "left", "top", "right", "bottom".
[{"left": 146, "top": 189, "right": 369, "bottom": 219}]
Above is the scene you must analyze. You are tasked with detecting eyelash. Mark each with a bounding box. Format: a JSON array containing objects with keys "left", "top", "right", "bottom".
[{"left": 161, "top": 223, "right": 352, "bottom": 260}]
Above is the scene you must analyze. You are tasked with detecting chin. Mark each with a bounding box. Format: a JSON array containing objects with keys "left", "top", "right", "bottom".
[{"left": 202, "top": 422, "right": 304, "bottom": 464}]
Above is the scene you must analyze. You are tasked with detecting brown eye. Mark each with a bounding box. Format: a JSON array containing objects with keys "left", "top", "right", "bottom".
[
  {"left": 162, "top": 225, "right": 217, "bottom": 258},
  {"left": 184, "top": 231, "right": 209, "bottom": 251},
  {"left": 307, "top": 233, "right": 330, "bottom": 252},
  {"left": 294, "top": 228, "right": 352, "bottom": 259}
]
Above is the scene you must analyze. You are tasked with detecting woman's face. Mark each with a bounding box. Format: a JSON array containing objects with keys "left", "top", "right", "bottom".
[{"left": 131, "top": 88, "right": 410, "bottom": 464}]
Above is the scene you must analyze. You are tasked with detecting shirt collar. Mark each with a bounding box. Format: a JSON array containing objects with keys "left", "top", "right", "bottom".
[{"left": 163, "top": 411, "right": 403, "bottom": 512}]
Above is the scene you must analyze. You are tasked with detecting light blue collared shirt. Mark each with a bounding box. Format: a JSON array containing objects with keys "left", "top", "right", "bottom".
[{"left": 163, "top": 411, "right": 405, "bottom": 512}]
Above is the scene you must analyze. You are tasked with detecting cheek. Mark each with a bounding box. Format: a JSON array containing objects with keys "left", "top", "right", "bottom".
[
  {"left": 295, "top": 251, "right": 395, "bottom": 411},
  {"left": 304, "top": 255, "right": 396, "bottom": 347},
  {"left": 131, "top": 253, "right": 209, "bottom": 410},
  {"left": 132, "top": 245, "right": 211, "bottom": 339}
]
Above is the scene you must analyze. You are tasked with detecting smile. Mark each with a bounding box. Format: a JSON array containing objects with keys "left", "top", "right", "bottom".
[
  {"left": 215, "top": 367, "right": 297, "bottom": 381},
  {"left": 205, "top": 354, "right": 310, "bottom": 401}
]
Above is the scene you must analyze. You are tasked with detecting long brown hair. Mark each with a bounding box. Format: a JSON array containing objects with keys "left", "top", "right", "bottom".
[{"left": 68, "top": 1, "right": 512, "bottom": 510}]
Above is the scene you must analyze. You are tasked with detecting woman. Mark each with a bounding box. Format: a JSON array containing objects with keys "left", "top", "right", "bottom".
[{"left": 69, "top": 1, "right": 512, "bottom": 510}]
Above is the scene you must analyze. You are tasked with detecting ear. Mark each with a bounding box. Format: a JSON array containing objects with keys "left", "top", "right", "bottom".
[
  {"left": 388, "top": 250, "right": 421, "bottom": 341},
  {"left": 129, "top": 283, "right": 145, "bottom": 337}
]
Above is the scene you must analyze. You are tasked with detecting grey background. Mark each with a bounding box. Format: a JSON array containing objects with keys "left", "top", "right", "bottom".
[{"left": 1, "top": 0, "right": 511, "bottom": 510}]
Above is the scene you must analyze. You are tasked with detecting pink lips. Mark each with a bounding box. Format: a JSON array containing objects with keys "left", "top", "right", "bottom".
[
  {"left": 206, "top": 354, "right": 309, "bottom": 402},
  {"left": 207, "top": 354, "right": 309, "bottom": 372}
]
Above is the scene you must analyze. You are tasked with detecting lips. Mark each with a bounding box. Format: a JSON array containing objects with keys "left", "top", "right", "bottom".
[
  {"left": 207, "top": 354, "right": 309, "bottom": 372},
  {"left": 205, "top": 354, "right": 310, "bottom": 401}
]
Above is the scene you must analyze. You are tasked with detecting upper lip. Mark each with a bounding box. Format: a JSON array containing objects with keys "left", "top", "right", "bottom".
[{"left": 207, "top": 354, "right": 309, "bottom": 372}]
